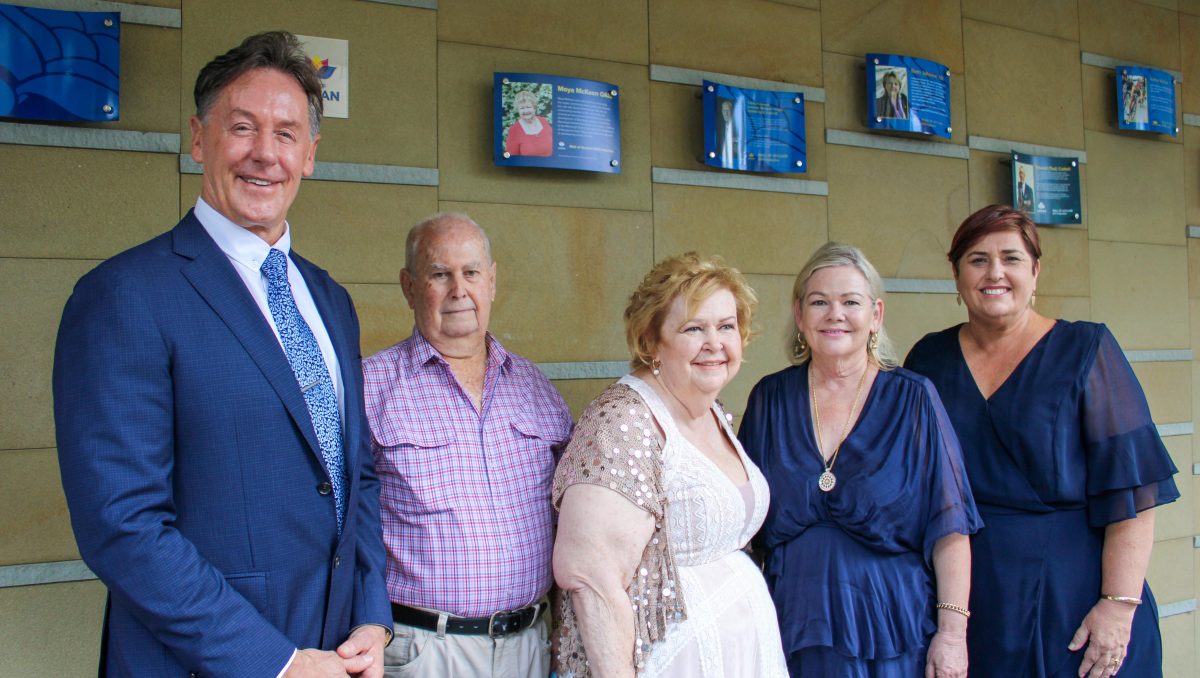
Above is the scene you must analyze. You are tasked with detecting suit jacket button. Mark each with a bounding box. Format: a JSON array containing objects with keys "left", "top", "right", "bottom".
[
  {"left": 317, "top": 482, "right": 332, "bottom": 495},
  {"left": 333, "top": 555, "right": 341, "bottom": 568}
]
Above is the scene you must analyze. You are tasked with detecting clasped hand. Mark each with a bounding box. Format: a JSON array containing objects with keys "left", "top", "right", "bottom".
[{"left": 285, "top": 625, "right": 388, "bottom": 678}]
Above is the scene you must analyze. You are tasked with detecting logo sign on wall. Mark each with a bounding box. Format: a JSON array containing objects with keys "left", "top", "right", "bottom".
[
  {"left": 494, "top": 72, "right": 621, "bottom": 174},
  {"left": 1116, "top": 65, "right": 1176, "bottom": 136},
  {"left": 1011, "top": 151, "right": 1081, "bottom": 226},
  {"left": 866, "top": 53, "right": 951, "bottom": 139},
  {"left": 296, "top": 35, "right": 348, "bottom": 119},
  {"left": 0, "top": 3, "right": 119, "bottom": 122},
  {"left": 701, "top": 80, "right": 806, "bottom": 174}
]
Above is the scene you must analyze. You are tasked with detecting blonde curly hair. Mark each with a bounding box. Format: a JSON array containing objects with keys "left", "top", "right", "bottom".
[{"left": 624, "top": 252, "right": 757, "bottom": 370}]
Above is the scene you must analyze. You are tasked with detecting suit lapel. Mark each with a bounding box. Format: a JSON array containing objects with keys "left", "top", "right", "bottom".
[{"left": 172, "top": 213, "right": 325, "bottom": 460}]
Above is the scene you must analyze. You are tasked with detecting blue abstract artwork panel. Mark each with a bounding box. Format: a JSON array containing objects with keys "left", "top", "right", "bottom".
[{"left": 1, "top": 3, "right": 120, "bottom": 122}]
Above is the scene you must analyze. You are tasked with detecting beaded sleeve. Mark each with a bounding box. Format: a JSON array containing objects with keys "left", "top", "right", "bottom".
[{"left": 551, "top": 384, "right": 686, "bottom": 677}]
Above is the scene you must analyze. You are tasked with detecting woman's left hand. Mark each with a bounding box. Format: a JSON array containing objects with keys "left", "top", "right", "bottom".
[
  {"left": 925, "top": 629, "right": 968, "bottom": 678},
  {"left": 1068, "top": 599, "right": 1136, "bottom": 677}
]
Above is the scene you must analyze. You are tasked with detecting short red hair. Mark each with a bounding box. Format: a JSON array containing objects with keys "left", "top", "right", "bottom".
[{"left": 947, "top": 204, "right": 1042, "bottom": 275}]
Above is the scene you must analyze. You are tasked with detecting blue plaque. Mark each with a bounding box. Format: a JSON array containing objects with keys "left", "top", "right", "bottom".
[
  {"left": 0, "top": 3, "right": 120, "bottom": 122},
  {"left": 493, "top": 72, "right": 620, "bottom": 174},
  {"left": 866, "top": 53, "right": 950, "bottom": 139},
  {"left": 1116, "top": 65, "right": 1176, "bottom": 136},
  {"left": 701, "top": 80, "right": 806, "bottom": 173},
  {"left": 1012, "top": 152, "right": 1081, "bottom": 225}
]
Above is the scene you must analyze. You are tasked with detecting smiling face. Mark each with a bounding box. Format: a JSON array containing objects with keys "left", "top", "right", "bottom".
[
  {"left": 884, "top": 73, "right": 901, "bottom": 98},
  {"left": 653, "top": 288, "right": 742, "bottom": 402},
  {"left": 401, "top": 219, "right": 496, "bottom": 354},
  {"left": 514, "top": 92, "right": 538, "bottom": 121},
  {"left": 795, "top": 265, "right": 883, "bottom": 366},
  {"left": 954, "top": 230, "right": 1040, "bottom": 323},
  {"left": 190, "top": 68, "right": 318, "bottom": 244}
]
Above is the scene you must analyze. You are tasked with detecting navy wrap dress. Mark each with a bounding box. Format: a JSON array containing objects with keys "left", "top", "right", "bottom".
[
  {"left": 905, "top": 320, "right": 1179, "bottom": 678},
  {"left": 740, "top": 365, "right": 981, "bottom": 676}
]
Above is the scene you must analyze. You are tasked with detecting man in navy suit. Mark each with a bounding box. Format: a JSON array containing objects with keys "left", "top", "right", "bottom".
[{"left": 53, "top": 32, "right": 390, "bottom": 677}]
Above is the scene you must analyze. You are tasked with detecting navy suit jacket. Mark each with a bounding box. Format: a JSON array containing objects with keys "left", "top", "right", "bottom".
[{"left": 53, "top": 211, "right": 390, "bottom": 677}]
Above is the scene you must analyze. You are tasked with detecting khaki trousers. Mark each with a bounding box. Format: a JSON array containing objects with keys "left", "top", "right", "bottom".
[{"left": 383, "top": 616, "right": 551, "bottom": 678}]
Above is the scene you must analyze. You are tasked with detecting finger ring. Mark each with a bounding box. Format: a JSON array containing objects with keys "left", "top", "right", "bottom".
[{"left": 1110, "top": 657, "right": 1121, "bottom": 666}]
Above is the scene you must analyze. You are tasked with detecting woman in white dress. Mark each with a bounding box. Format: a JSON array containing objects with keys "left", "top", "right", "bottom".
[{"left": 552, "top": 252, "right": 788, "bottom": 678}]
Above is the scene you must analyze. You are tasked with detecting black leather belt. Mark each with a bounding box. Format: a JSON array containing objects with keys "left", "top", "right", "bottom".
[{"left": 391, "top": 602, "right": 546, "bottom": 638}]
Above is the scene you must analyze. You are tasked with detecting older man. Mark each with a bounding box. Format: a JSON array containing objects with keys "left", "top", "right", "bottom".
[
  {"left": 53, "top": 32, "right": 390, "bottom": 677},
  {"left": 364, "top": 214, "right": 573, "bottom": 677}
]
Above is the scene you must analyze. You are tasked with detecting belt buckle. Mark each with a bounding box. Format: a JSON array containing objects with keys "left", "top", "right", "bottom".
[{"left": 487, "top": 609, "right": 507, "bottom": 638}]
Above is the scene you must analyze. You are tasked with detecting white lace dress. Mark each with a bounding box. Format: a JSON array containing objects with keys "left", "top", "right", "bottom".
[
  {"left": 553, "top": 375, "right": 787, "bottom": 677},
  {"left": 628, "top": 376, "right": 787, "bottom": 677}
]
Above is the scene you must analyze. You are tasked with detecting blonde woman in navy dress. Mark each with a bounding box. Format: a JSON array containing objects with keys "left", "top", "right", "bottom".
[
  {"left": 740, "top": 242, "right": 981, "bottom": 677},
  {"left": 905, "top": 205, "right": 1179, "bottom": 678}
]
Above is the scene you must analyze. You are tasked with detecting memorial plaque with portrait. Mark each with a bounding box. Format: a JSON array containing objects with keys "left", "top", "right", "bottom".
[
  {"left": 1011, "top": 151, "right": 1081, "bottom": 225},
  {"left": 493, "top": 72, "right": 620, "bottom": 173},
  {"left": 701, "top": 80, "right": 806, "bottom": 173},
  {"left": 1116, "top": 65, "right": 1176, "bottom": 136},
  {"left": 866, "top": 53, "right": 950, "bottom": 139}
]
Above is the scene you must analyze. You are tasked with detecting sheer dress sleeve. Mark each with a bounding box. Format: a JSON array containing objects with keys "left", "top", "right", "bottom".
[
  {"left": 551, "top": 384, "right": 686, "bottom": 677},
  {"left": 1082, "top": 326, "right": 1180, "bottom": 527},
  {"left": 917, "top": 377, "right": 984, "bottom": 564}
]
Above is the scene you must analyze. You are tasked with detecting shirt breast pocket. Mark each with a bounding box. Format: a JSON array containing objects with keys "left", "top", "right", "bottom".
[
  {"left": 374, "top": 425, "right": 462, "bottom": 515},
  {"left": 508, "top": 408, "right": 568, "bottom": 485}
]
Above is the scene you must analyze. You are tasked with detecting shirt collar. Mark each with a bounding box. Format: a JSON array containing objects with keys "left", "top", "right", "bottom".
[
  {"left": 407, "top": 327, "right": 510, "bottom": 374},
  {"left": 194, "top": 196, "right": 292, "bottom": 270}
]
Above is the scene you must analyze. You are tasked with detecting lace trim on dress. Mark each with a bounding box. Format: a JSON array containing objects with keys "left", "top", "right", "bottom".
[{"left": 552, "top": 384, "right": 687, "bottom": 677}]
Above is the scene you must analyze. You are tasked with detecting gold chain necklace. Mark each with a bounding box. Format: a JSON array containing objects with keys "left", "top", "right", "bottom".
[{"left": 808, "top": 363, "right": 869, "bottom": 492}]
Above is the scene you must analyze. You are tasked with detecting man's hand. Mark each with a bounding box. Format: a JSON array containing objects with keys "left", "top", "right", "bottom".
[
  {"left": 284, "top": 649, "right": 353, "bottom": 677},
  {"left": 337, "top": 625, "right": 389, "bottom": 678}
]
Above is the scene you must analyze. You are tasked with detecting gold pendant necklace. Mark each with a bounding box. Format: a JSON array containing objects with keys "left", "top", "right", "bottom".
[{"left": 809, "top": 363, "right": 869, "bottom": 492}]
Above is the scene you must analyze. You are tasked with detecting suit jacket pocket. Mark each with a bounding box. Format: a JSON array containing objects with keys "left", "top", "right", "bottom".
[{"left": 223, "top": 571, "right": 269, "bottom": 612}]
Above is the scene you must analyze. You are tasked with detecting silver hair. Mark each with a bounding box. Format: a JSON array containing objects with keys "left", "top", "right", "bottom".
[
  {"left": 404, "top": 212, "right": 493, "bottom": 272},
  {"left": 790, "top": 242, "right": 898, "bottom": 369}
]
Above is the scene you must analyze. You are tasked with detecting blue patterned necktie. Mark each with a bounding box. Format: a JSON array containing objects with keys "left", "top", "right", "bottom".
[{"left": 261, "top": 248, "right": 346, "bottom": 534}]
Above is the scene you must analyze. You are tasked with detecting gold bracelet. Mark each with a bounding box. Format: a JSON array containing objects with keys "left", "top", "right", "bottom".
[
  {"left": 1101, "top": 594, "right": 1142, "bottom": 606},
  {"left": 935, "top": 602, "right": 971, "bottom": 618}
]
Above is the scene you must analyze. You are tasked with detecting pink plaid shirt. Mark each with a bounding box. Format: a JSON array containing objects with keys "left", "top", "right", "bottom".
[{"left": 363, "top": 329, "right": 573, "bottom": 616}]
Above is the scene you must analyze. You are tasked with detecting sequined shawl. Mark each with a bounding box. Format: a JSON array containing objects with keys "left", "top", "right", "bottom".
[{"left": 551, "top": 383, "right": 686, "bottom": 677}]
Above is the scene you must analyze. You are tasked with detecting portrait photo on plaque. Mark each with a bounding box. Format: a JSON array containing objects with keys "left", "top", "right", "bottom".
[
  {"left": 866, "top": 53, "right": 950, "bottom": 139},
  {"left": 494, "top": 72, "right": 620, "bottom": 174},
  {"left": 1, "top": 3, "right": 120, "bottom": 122},
  {"left": 702, "top": 80, "right": 806, "bottom": 173},
  {"left": 1116, "top": 65, "right": 1176, "bottom": 136},
  {"left": 1013, "top": 160, "right": 1035, "bottom": 213},
  {"left": 1011, "top": 151, "right": 1081, "bottom": 225}
]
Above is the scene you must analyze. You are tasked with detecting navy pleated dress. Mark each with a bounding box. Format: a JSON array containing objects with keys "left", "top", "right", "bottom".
[
  {"left": 905, "top": 320, "right": 1179, "bottom": 678},
  {"left": 740, "top": 365, "right": 982, "bottom": 677}
]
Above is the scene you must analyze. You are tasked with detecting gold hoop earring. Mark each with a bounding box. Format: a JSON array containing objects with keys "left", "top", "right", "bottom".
[
  {"left": 1030, "top": 292, "right": 1037, "bottom": 308},
  {"left": 795, "top": 332, "right": 807, "bottom": 354},
  {"left": 956, "top": 294, "right": 962, "bottom": 306},
  {"left": 869, "top": 331, "right": 879, "bottom": 353}
]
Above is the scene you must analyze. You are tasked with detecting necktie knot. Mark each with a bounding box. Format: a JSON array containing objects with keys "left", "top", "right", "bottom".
[{"left": 262, "top": 248, "right": 289, "bottom": 284}]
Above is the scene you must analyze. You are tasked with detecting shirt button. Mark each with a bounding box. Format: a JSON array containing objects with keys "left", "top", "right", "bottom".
[{"left": 317, "top": 482, "right": 332, "bottom": 495}]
